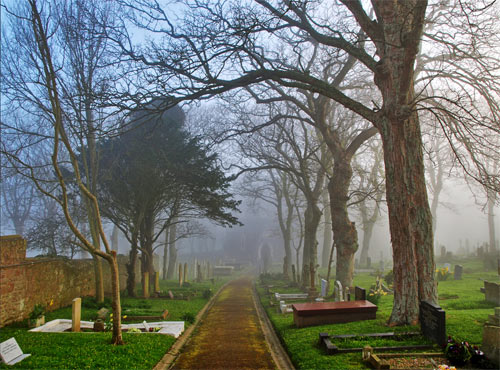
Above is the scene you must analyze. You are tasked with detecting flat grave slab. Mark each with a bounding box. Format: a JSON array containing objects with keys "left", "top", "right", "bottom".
[
  {"left": 0, "top": 337, "right": 31, "bottom": 365},
  {"left": 274, "top": 292, "right": 309, "bottom": 301},
  {"left": 292, "top": 300, "right": 377, "bottom": 328},
  {"left": 30, "top": 319, "right": 185, "bottom": 337}
]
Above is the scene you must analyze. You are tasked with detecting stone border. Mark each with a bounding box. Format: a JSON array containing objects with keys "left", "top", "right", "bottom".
[
  {"left": 153, "top": 281, "right": 230, "bottom": 370},
  {"left": 252, "top": 282, "right": 296, "bottom": 370}
]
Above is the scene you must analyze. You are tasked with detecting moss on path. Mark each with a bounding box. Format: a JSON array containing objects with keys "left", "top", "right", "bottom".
[{"left": 171, "top": 277, "right": 277, "bottom": 369}]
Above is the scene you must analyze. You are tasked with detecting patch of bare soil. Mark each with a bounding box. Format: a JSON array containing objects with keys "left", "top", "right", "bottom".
[
  {"left": 171, "top": 277, "right": 276, "bottom": 369},
  {"left": 385, "top": 356, "right": 449, "bottom": 369}
]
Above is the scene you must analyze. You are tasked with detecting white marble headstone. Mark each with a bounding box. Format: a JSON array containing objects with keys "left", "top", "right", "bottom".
[{"left": 0, "top": 338, "right": 30, "bottom": 365}]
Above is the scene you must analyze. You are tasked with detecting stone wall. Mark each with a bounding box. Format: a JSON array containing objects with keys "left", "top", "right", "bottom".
[{"left": 0, "top": 235, "right": 133, "bottom": 327}]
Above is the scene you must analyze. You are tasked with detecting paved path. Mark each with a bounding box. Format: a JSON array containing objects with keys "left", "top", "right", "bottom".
[{"left": 171, "top": 277, "right": 280, "bottom": 370}]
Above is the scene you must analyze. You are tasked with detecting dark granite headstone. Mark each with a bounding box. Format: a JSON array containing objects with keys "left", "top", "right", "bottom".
[
  {"left": 454, "top": 265, "right": 463, "bottom": 280},
  {"left": 420, "top": 300, "right": 446, "bottom": 346},
  {"left": 355, "top": 286, "right": 366, "bottom": 301}
]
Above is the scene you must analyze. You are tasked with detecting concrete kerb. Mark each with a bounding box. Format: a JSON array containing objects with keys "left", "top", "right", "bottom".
[
  {"left": 252, "top": 282, "right": 295, "bottom": 370},
  {"left": 153, "top": 280, "right": 232, "bottom": 370}
]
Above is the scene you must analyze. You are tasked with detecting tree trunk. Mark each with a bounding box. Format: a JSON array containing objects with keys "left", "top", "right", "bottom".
[
  {"left": 92, "top": 253, "right": 105, "bottom": 302},
  {"left": 162, "top": 225, "right": 169, "bottom": 280},
  {"left": 379, "top": 112, "right": 436, "bottom": 325},
  {"left": 126, "top": 233, "right": 138, "bottom": 297},
  {"left": 166, "top": 222, "right": 177, "bottom": 279},
  {"left": 371, "top": 0, "right": 436, "bottom": 325},
  {"left": 108, "top": 251, "right": 123, "bottom": 345},
  {"left": 487, "top": 189, "right": 497, "bottom": 254},
  {"left": 301, "top": 202, "right": 322, "bottom": 289},
  {"left": 321, "top": 188, "right": 332, "bottom": 268},
  {"left": 359, "top": 217, "right": 375, "bottom": 268},
  {"left": 329, "top": 160, "right": 358, "bottom": 289}
]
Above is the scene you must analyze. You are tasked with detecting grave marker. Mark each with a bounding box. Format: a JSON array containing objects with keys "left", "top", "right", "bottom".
[
  {"left": 334, "top": 281, "right": 343, "bottom": 302},
  {"left": 419, "top": 300, "right": 446, "bottom": 346},
  {"left": 168, "top": 290, "right": 174, "bottom": 299},
  {"left": 320, "top": 279, "right": 327, "bottom": 297},
  {"left": 453, "top": 265, "right": 463, "bottom": 280},
  {"left": 355, "top": 286, "right": 366, "bottom": 301},
  {"left": 71, "top": 297, "right": 81, "bottom": 332},
  {"left": 0, "top": 337, "right": 31, "bottom": 365}
]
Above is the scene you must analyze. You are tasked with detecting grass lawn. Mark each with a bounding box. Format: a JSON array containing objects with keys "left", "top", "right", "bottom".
[
  {"left": 257, "top": 257, "right": 498, "bottom": 369},
  {"left": 0, "top": 276, "right": 232, "bottom": 369}
]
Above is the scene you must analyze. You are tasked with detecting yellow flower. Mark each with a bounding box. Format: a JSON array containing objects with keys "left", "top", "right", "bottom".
[
  {"left": 110, "top": 313, "right": 113, "bottom": 317},
  {"left": 123, "top": 315, "right": 127, "bottom": 319},
  {"left": 49, "top": 299, "right": 54, "bottom": 306}
]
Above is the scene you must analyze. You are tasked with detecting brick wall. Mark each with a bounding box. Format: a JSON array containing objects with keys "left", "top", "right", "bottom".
[{"left": 0, "top": 235, "right": 133, "bottom": 327}]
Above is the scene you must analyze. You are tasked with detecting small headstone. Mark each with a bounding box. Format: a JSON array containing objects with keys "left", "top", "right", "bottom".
[
  {"left": 71, "top": 297, "right": 81, "bottom": 332},
  {"left": 420, "top": 300, "right": 446, "bottom": 346},
  {"left": 0, "top": 338, "right": 31, "bottom": 365},
  {"left": 142, "top": 321, "right": 150, "bottom": 332},
  {"left": 344, "top": 287, "right": 351, "bottom": 301},
  {"left": 453, "top": 265, "right": 463, "bottom": 280},
  {"left": 320, "top": 279, "right": 327, "bottom": 297},
  {"left": 355, "top": 286, "right": 366, "bottom": 301},
  {"left": 440, "top": 246, "right": 446, "bottom": 259},
  {"left": 334, "top": 281, "right": 343, "bottom": 302},
  {"left": 168, "top": 290, "right": 174, "bottom": 299}
]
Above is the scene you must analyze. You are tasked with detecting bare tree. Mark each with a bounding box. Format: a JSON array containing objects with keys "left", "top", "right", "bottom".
[{"left": 1, "top": 0, "right": 124, "bottom": 344}]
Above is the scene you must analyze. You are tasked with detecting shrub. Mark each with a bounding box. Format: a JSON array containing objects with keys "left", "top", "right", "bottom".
[
  {"left": 436, "top": 267, "right": 451, "bottom": 281},
  {"left": 29, "top": 304, "right": 46, "bottom": 320},
  {"left": 445, "top": 337, "right": 471, "bottom": 365},
  {"left": 181, "top": 312, "right": 195, "bottom": 324},
  {"left": 383, "top": 270, "right": 394, "bottom": 286},
  {"left": 202, "top": 289, "right": 213, "bottom": 299},
  {"left": 82, "top": 296, "right": 112, "bottom": 309}
]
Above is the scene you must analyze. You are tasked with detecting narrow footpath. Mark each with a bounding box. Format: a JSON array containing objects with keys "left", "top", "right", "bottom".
[{"left": 170, "top": 276, "right": 284, "bottom": 370}]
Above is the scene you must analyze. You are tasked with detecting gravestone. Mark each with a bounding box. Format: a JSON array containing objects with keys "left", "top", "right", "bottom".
[
  {"left": 440, "top": 246, "right": 446, "bottom": 259},
  {"left": 0, "top": 338, "right": 31, "bottom": 365},
  {"left": 142, "top": 320, "right": 150, "bottom": 332},
  {"left": 334, "top": 281, "right": 343, "bottom": 302},
  {"left": 71, "top": 297, "right": 81, "bottom": 332},
  {"left": 482, "top": 307, "right": 500, "bottom": 366},
  {"left": 483, "top": 281, "right": 500, "bottom": 305},
  {"left": 321, "top": 279, "right": 328, "bottom": 297},
  {"left": 419, "top": 300, "right": 446, "bottom": 346},
  {"left": 355, "top": 286, "right": 366, "bottom": 301},
  {"left": 453, "top": 265, "right": 463, "bottom": 280},
  {"left": 168, "top": 290, "right": 174, "bottom": 299},
  {"left": 344, "top": 287, "right": 351, "bottom": 301}
]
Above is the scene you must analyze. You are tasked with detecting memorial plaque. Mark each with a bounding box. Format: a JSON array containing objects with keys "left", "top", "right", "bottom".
[
  {"left": 355, "top": 286, "right": 366, "bottom": 301},
  {"left": 420, "top": 300, "right": 446, "bottom": 346}
]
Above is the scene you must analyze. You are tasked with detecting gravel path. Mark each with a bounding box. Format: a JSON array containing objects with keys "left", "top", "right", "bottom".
[{"left": 170, "top": 276, "right": 285, "bottom": 370}]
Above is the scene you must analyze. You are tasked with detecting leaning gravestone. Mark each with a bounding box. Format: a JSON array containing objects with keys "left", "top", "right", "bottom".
[
  {"left": 0, "top": 338, "right": 31, "bottom": 365},
  {"left": 454, "top": 265, "right": 463, "bottom": 280},
  {"left": 420, "top": 300, "right": 446, "bottom": 347}
]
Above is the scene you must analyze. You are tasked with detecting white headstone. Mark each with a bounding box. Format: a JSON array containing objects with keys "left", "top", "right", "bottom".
[
  {"left": 334, "top": 280, "right": 344, "bottom": 302},
  {"left": 142, "top": 321, "right": 150, "bottom": 332},
  {"left": 321, "top": 279, "right": 328, "bottom": 297},
  {"left": 0, "top": 338, "right": 31, "bottom": 365}
]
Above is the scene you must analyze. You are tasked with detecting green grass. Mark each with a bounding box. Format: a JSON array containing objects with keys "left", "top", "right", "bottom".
[
  {"left": 257, "top": 257, "right": 498, "bottom": 369},
  {"left": 0, "top": 276, "right": 231, "bottom": 369}
]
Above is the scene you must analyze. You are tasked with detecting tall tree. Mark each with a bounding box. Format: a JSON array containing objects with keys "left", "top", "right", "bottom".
[{"left": 1, "top": 0, "right": 124, "bottom": 344}]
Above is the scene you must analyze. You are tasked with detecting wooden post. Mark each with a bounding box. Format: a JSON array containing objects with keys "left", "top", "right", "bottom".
[
  {"left": 143, "top": 272, "right": 150, "bottom": 298},
  {"left": 72, "top": 297, "right": 81, "bottom": 332}
]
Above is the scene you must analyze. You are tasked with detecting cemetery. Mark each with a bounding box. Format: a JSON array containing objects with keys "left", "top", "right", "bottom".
[{"left": 1, "top": 1, "right": 500, "bottom": 369}]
